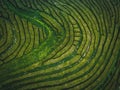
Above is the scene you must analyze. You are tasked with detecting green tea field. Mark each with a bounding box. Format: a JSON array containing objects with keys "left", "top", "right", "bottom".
[{"left": 0, "top": 0, "right": 120, "bottom": 90}]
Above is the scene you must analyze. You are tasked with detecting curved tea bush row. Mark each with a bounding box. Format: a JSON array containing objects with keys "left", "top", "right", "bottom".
[{"left": 0, "top": 0, "right": 120, "bottom": 90}]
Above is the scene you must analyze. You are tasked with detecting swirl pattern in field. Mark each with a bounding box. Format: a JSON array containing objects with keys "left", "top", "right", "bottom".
[{"left": 0, "top": 0, "right": 120, "bottom": 90}]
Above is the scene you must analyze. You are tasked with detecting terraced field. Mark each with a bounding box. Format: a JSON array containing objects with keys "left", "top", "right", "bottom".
[{"left": 0, "top": 0, "right": 120, "bottom": 90}]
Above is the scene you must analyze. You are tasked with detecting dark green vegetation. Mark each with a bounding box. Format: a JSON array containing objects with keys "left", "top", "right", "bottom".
[{"left": 0, "top": 0, "right": 120, "bottom": 90}]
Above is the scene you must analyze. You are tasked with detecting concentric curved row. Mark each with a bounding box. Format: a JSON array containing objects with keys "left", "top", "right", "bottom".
[
  {"left": 0, "top": 0, "right": 48, "bottom": 64},
  {"left": 0, "top": 0, "right": 120, "bottom": 90}
]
